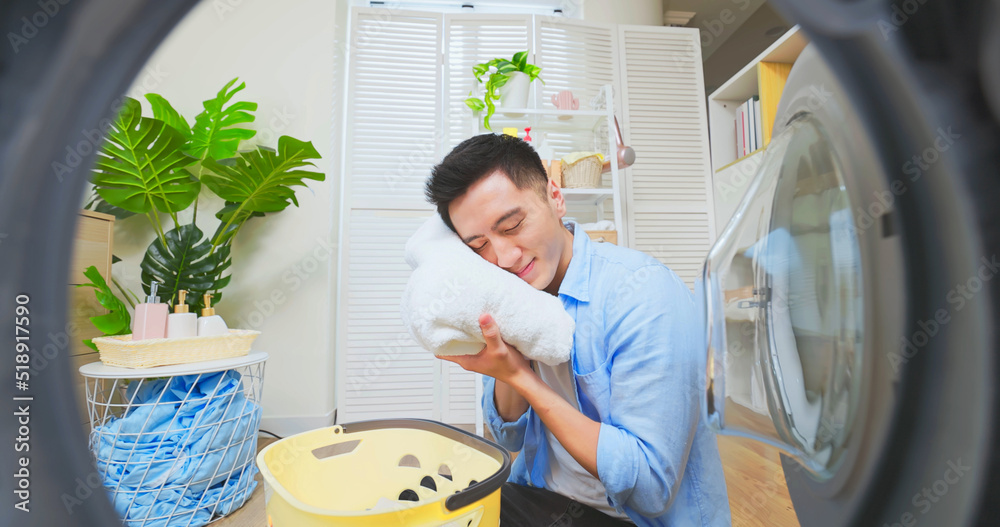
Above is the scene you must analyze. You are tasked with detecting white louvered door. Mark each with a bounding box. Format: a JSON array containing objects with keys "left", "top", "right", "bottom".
[
  {"left": 346, "top": 8, "right": 445, "bottom": 210},
  {"left": 444, "top": 15, "right": 531, "bottom": 151},
  {"left": 341, "top": 210, "right": 435, "bottom": 421},
  {"left": 339, "top": 8, "right": 445, "bottom": 423},
  {"left": 616, "top": 25, "right": 716, "bottom": 286}
]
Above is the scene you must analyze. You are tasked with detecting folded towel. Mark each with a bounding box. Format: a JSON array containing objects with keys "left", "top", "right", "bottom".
[
  {"left": 400, "top": 213, "right": 574, "bottom": 366},
  {"left": 92, "top": 370, "right": 261, "bottom": 527}
]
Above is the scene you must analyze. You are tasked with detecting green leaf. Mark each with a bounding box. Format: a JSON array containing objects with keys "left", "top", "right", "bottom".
[
  {"left": 512, "top": 51, "right": 528, "bottom": 71},
  {"left": 188, "top": 77, "right": 258, "bottom": 161},
  {"left": 465, "top": 97, "right": 486, "bottom": 111},
  {"left": 91, "top": 97, "right": 200, "bottom": 214},
  {"left": 484, "top": 94, "right": 496, "bottom": 131},
  {"left": 201, "top": 135, "right": 324, "bottom": 215},
  {"left": 84, "top": 191, "right": 136, "bottom": 220},
  {"left": 139, "top": 224, "right": 232, "bottom": 314},
  {"left": 495, "top": 61, "right": 517, "bottom": 75},
  {"left": 211, "top": 201, "right": 265, "bottom": 246},
  {"left": 489, "top": 73, "right": 510, "bottom": 89},
  {"left": 471, "top": 63, "right": 489, "bottom": 81},
  {"left": 145, "top": 93, "right": 191, "bottom": 140},
  {"left": 76, "top": 266, "right": 131, "bottom": 349},
  {"left": 523, "top": 64, "right": 542, "bottom": 83}
]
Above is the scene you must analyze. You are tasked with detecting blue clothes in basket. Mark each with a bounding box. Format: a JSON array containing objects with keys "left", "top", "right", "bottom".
[{"left": 92, "top": 369, "right": 262, "bottom": 527}]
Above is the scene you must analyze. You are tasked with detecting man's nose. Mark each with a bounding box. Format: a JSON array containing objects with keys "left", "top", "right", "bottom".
[{"left": 493, "top": 238, "right": 522, "bottom": 270}]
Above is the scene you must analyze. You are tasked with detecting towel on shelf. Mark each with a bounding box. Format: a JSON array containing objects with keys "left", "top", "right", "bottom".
[
  {"left": 577, "top": 220, "right": 615, "bottom": 231},
  {"left": 400, "top": 213, "right": 574, "bottom": 366}
]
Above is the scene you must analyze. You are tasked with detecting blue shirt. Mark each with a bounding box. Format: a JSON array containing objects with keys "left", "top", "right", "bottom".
[{"left": 483, "top": 221, "right": 732, "bottom": 525}]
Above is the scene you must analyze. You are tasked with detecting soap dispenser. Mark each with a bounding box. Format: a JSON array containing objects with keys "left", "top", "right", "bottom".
[
  {"left": 196, "top": 293, "right": 229, "bottom": 337},
  {"left": 166, "top": 289, "right": 198, "bottom": 338},
  {"left": 133, "top": 282, "right": 168, "bottom": 340}
]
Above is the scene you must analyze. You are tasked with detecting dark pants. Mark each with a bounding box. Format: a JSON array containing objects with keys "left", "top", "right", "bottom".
[{"left": 500, "top": 482, "right": 636, "bottom": 526}]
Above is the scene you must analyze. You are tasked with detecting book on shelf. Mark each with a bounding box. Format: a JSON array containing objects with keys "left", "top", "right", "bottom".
[
  {"left": 735, "top": 102, "right": 745, "bottom": 159},
  {"left": 734, "top": 95, "right": 764, "bottom": 158},
  {"left": 753, "top": 96, "right": 762, "bottom": 152}
]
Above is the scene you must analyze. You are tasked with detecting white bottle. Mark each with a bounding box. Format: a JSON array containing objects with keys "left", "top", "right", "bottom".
[
  {"left": 166, "top": 289, "right": 198, "bottom": 338},
  {"left": 196, "top": 293, "right": 230, "bottom": 337}
]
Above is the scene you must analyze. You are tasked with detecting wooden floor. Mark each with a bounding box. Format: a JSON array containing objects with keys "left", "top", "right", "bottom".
[
  {"left": 717, "top": 435, "right": 800, "bottom": 526},
  {"left": 209, "top": 437, "right": 274, "bottom": 527},
  {"left": 211, "top": 433, "right": 799, "bottom": 527}
]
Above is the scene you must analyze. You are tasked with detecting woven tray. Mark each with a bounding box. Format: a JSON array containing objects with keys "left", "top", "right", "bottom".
[{"left": 92, "top": 329, "right": 261, "bottom": 369}]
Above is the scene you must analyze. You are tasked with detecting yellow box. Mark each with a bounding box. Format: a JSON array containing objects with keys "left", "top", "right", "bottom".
[
  {"left": 257, "top": 420, "right": 511, "bottom": 527},
  {"left": 586, "top": 230, "right": 618, "bottom": 244}
]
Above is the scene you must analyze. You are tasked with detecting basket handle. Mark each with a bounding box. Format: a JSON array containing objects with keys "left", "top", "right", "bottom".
[
  {"left": 311, "top": 426, "right": 361, "bottom": 460},
  {"left": 444, "top": 470, "right": 508, "bottom": 512}
]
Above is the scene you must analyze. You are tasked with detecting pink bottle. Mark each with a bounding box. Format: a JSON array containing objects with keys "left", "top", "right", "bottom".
[{"left": 133, "top": 281, "right": 168, "bottom": 340}]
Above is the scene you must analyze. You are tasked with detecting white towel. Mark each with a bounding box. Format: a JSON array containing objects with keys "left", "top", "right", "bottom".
[
  {"left": 578, "top": 220, "right": 615, "bottom": 231},
  {"left": 400, "top": 214, "right": 574, "bottom": 366}
]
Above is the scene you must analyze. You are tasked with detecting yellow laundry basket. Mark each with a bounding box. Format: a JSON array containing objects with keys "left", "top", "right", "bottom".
[{"left": 257, "top": 419, "right": 511, "bottom": 527}]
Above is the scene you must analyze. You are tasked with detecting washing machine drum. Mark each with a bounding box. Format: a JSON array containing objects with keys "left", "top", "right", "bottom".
[{"left": 701, "top": 6, "right": 1000, "bottom": 524}]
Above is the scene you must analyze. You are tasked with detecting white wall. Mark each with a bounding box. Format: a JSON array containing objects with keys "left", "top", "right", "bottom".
[
  {"left": 584, "top": 0, "right": 663, "bottom": 25},
  {"left": 113, "top": 0, "right": 347, "bottom": 436}
]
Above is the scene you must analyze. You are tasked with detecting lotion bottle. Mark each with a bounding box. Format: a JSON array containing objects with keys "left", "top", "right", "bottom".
[
  {"left": 133, "top": 282, "right": 168, "bottom": 340},
  {"left": 196, "top": 293, "right": 229, "bottom": 336},
  {"left": 166, "top": 289, "right": 198, "bottom": 338}
]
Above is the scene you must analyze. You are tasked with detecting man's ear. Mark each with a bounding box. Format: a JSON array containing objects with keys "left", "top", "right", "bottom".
[{"left": 547, "top": 179, "right": 567, "bottom": 217}]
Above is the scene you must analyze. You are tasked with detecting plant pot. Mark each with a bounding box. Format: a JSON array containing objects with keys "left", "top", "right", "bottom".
[{"left": 499, "top": 71, "right": 530, "bottom": 117}]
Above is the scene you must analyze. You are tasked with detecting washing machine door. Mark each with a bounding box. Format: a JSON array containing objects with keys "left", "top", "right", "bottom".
[
  {"left": 1, "top": 0, "right": 998, "bottom": 526},
  {"left": 702, "top": 1, "right": 1000, "bottom": 525}
]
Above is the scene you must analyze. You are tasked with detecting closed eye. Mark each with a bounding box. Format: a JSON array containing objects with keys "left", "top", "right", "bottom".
[{"left": 505, "top": 219, "right": 523, "bottom": 234}]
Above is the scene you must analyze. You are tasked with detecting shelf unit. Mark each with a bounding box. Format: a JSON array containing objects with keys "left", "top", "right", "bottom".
[
  {"left": 473, "top": 84, "right": 625, "bottom": 245},
  {"left": 707, "top": 26, "right": 809, "bottom": 174},
  {"left": 708, "top": 25, "right": 810, "bottom": 241}
]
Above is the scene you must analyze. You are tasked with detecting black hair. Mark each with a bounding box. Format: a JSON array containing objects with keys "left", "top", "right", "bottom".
[{"left": 425, "top": 133, "right": 548, "bottom": 232}]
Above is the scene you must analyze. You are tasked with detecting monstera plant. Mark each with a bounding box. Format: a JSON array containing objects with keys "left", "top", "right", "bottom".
[{"left": 80, "top": 77, "right": 325, "bottom": 349}]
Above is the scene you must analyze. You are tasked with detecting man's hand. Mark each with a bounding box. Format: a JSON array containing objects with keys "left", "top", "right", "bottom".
[{"left": 436, "top": 313, "right": 532, "bottom": 385}]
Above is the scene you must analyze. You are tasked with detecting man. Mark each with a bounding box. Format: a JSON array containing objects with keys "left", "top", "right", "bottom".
[{"left": 425, "top": 133, "right": 730, "bottom": 526}]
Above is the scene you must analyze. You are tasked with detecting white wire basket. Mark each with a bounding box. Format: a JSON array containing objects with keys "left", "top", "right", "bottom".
[{"left": 79, "top": 352, "right": 268, "bottom": 527}]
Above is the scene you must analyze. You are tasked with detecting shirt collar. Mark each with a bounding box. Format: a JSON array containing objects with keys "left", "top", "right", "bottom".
[{"left": 557, "top": 220, "right": 592, "bottom": 302}]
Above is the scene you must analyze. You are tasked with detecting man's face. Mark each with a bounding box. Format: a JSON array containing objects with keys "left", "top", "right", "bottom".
[{"left": 449, "top": 171, "right": 568, "bottom": 292}]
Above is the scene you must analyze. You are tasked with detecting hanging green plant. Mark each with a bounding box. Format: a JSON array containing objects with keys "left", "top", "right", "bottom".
[
  {"left": 81, "top": 77, "right": 326, "bottom": 345},
  {"left": 464, "top": 50, "right": 543, "bottom": 131}
]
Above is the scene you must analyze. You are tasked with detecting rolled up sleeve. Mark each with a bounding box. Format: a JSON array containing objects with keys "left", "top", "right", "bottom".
[
  {"left": 596, "top": 265, "right": 702, "bottom": 518},
  {"left": 482, "top": 374, "right": 529, "bottom": 452}
]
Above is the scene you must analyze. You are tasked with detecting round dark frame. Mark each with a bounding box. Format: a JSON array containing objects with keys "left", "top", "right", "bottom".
[
  {"left": 0, "top": 0, "right": 997, "bottom": 525},
  {"left": 1, "top": 1, "right": 198, "bottom": 524}
]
